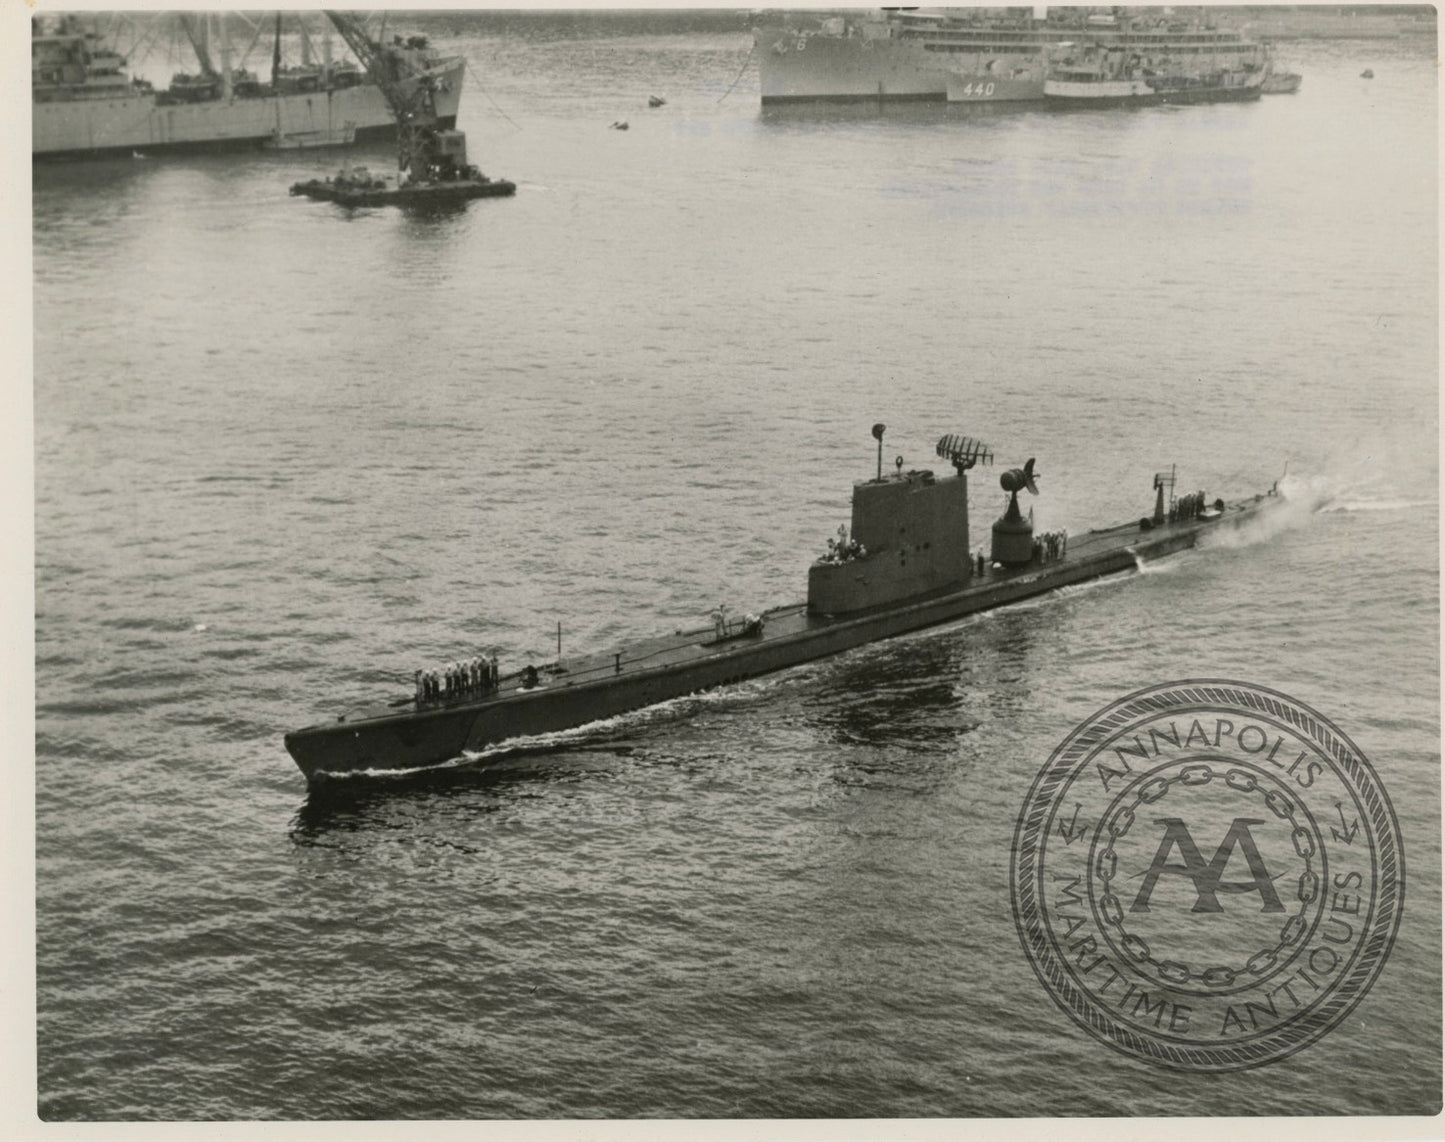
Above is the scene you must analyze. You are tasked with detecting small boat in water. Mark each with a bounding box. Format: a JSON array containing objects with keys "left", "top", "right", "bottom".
[
  {"left": 1261, "top": 70, "right": 1303, "bottom": 94},
  {"left": 283, "top": 427, "right": 1284, "bottom": 784},
  {"left": 1045, "top": 58, "right": 1266, "bottom": 106}
]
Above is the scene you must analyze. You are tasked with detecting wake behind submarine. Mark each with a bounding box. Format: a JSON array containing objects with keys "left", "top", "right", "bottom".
[{"left": 284, "top": 427, "right": 1280, "bottom": 784}]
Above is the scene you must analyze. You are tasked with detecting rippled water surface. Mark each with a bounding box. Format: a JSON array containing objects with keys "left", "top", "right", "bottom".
[{"left": 32, "top": 12, "right": 1439, "bottom": 1122}]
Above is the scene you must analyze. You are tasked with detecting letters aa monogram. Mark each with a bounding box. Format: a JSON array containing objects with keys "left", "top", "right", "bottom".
[{"left": 1131, "top": 817, "right": 1285, "bottom": 914}]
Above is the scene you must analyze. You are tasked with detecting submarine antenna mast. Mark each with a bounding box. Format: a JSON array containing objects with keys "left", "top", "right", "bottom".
[
  {"left": 935, "top": 434, "right": 994, "bottom": 569},
  {"left": 1153, "top": 464, "right": 1176, "bottom": 524},
  {"left": 872, "top": 423, "right": 886, "bottom": 482},
  {"left": 991, "top": 457, "right": 1040, "bottom": 568}
]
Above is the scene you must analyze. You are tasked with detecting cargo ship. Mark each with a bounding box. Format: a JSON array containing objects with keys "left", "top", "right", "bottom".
[
  {"left": 32, "top": 13, "right": 463, "bottom": 160},
  {"left": 755, "top": 8, "right": 1265, "bottom": 106},
  {"left": 284, "top": 428, "right": 1282, "bottom": 784}
]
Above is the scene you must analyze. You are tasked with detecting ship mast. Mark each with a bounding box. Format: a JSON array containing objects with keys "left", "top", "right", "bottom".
[{"left": 217, "top": 14, "right": 233, "bottom": 100}]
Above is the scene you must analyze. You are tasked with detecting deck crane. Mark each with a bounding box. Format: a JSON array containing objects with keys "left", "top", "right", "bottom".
[
  {"left": 323, "top": 9, "right": 473, "bottom": 185},
  {"left": 177, "top": 14, "right": 217, "bottom": 80}
]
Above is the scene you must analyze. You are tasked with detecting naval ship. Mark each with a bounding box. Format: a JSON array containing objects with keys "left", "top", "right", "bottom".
[
  {"left": 32, "top": 13, "right": 463, "bottom": 160},
  {"left": 284, "top": 428, "right": 1282, "bottom": 784},
  {"left": 755, "top": 8, "right": 1266, "bottom": 105}
]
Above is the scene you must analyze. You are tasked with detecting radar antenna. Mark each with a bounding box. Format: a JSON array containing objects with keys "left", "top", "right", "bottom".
[
  {"left": 872, "top": 423, "right": 886, "bottom": 482},
  {"left": 991, "top": 457, "right": 1040, "bottom": 568},
  {"left": 935, "top": 434, "right": 994, "bottom": 475}
]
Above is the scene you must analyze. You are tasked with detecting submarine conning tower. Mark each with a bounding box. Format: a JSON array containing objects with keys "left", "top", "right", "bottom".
[
  {"left": 991, "top": 458, "right": 1040, "bottom": 568},
  {"left": 807, "top": 428, "right": 993, "bottom": 616}
]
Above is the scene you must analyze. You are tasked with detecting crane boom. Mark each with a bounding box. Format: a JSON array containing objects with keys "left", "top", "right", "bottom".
[
  {"left": 323, "top": 10, "right": 459, "bottom": 181},
  {"left": 290, "top": 9, "right": 509, "bottom": 202},
  {"left": 322, "top": 10, "right": 427, "bottom": 114},
  {"left": 178, "top": 13, "right": 217, "bottom": 78}
]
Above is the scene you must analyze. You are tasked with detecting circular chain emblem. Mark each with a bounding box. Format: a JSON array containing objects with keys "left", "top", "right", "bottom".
[{"left": 1011, "top": 680, "right": 1404, "bottom": 1072}]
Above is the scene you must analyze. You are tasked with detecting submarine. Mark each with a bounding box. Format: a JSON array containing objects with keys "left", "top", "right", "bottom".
[{"left": 284, "top": 427, "right": 1280, "bottom": 784}]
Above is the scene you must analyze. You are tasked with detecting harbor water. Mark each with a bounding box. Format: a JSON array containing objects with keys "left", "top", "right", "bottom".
[{"left": 32, "top": 13, "right": 1439, "bottom": 1121}]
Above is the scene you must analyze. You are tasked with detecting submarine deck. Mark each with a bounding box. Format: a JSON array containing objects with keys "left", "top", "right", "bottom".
[{"left": 312, "top": 499, "right": 1259, "bottom": 735}]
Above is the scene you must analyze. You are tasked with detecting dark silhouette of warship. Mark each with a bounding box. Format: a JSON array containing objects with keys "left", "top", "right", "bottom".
[{"left": 285, "top": 427, "right": 1278, "bottom": 783}]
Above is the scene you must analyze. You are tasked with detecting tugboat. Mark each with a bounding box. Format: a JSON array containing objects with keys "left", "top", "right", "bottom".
[{"left": 284, "top": 427, "right": 1283, "bottom": 784}]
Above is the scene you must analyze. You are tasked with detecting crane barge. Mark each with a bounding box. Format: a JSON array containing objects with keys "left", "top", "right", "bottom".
[{"left": 290, "top": 10, "right": 514, "bottom": 206}]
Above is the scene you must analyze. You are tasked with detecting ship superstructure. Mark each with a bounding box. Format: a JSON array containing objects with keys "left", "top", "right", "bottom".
[
  {"left": 32, "top": 14, "right": 135, "bottom": 101},
  {"left": 32, "top": 12, "right": 463, "bottom": 160},
  {"left": 755, "top": 7, "right": 1266, "bottom": 106}
]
